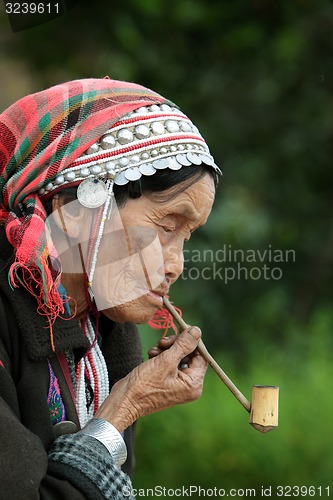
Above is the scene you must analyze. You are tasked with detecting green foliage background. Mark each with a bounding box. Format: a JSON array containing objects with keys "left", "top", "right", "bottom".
[{"left": 1, "top": 0, "right": 332, "bottom": 496}]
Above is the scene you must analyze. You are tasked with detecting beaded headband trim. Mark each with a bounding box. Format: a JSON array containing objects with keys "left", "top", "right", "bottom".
[{"left": 39, "top": 104, "right": 221, "bottom": 198}]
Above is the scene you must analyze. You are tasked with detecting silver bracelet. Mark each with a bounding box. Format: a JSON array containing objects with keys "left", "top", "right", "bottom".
[{"left": 78, "top": 418, "right": 127, "bottom": 467}]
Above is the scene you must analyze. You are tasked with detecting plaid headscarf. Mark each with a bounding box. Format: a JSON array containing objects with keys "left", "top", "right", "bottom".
[{"left": 0, "top": 78, "right": 169, "bottom": 338}]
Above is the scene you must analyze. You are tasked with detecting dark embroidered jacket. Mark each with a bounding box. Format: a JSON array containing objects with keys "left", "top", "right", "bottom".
[{"left": 0, "top": 229, "right": 143, "bottom": 499}]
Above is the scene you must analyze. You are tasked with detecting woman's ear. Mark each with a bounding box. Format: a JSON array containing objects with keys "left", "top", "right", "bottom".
[{"left": 51, "top": 194, "right": 85, "bottom": 239}]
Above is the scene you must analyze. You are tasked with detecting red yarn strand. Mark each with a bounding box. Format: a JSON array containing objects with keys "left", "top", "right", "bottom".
[{"left": 147, "top": 297, "right": 183, "bottom": 336}]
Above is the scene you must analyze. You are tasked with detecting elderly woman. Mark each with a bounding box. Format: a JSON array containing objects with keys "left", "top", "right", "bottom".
[{"left": 0, "top": 78, "right": 220, "bottom": 499}]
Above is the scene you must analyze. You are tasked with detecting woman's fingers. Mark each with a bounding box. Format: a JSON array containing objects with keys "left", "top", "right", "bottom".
[
  {"left": 148, "top": 348, "right": 193, "bottom": 369},
  {"left": 148, "top": 335, "right": 177, "bottom": 358},
  {"left": 147, "top": 346, "right": 161, "bottom": 358},
  {"left": 97, "top": 325, "right": 207, "bottom": 430},
  {"left": 157, "top": 335, "right": 177, "bottom": 348},
  {"left": 178, "top": 355, "right": 191, "bottom": 367},
  {"left": 163, "top": 326, "right": 202, "bottom": 365},
  {"left": 148, "top": 330, "right": 203, "bottom": 371}
]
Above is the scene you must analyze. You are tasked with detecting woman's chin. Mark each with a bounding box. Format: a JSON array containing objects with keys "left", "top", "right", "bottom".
[{"left": 101, "top": 297, "right": 158, "bottom": 324}]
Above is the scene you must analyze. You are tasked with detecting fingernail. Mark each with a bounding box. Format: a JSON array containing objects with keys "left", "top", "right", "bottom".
[
  {"left": 163, "top": 336, "right": 169, "bottom": 340},
  {"left": 189, "top": 326, "right": 201, "bottom": 338}
]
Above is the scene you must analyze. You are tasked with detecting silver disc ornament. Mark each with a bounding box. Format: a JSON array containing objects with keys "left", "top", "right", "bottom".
[{"left": 77, "top": 178, "right": 108, "bottom": 208}]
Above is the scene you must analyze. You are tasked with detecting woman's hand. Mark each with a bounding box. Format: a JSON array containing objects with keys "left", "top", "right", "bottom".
[
  {"left": 94, "top": 327, "right": 207, "bottom": 433},
  {"left": 148, "top": 334, "right": 192, "bottom": 369}
]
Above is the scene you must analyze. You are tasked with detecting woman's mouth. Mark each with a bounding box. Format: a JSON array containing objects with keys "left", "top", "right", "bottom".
[{"left": 146, "top": 290, "right": 164, "bottom": 307}]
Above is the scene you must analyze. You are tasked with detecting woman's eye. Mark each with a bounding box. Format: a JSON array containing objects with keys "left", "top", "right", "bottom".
[{"left": 162, "top": 226, "right": 174, "bottom": 233}]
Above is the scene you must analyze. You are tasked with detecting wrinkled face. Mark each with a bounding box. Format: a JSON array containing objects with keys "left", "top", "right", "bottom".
[
  {"left": 96, "top": 173, "right": 215, "bottom": 324},
  {"left": 55, "top": 174, "right": 215, "bottom": 323}
]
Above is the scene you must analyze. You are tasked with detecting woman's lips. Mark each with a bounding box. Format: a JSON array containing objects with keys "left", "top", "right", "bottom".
[{"left": 146, "top": 290, "right": 164, "bottom": 307}]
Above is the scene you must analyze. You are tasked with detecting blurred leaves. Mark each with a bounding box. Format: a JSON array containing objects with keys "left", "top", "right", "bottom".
[{"left": 138, "top": 308, "right": 333, "bottom": 489}]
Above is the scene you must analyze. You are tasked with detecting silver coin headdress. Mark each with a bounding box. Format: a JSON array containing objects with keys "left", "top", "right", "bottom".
[
  {"left": 44, "top": 103, "right": 221, "bottom": 306},
  {"left": 40, "top": 103, "right": 221, "bottom": 208}
]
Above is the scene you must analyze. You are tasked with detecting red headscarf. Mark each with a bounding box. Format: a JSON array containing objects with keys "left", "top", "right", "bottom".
[{"left": 0, "top": 78, "right": 168, "bottom": 337}]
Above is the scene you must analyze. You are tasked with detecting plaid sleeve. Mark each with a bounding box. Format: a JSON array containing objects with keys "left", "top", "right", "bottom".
[{"left": 48, "top": 433, "right": 135, "bottom": 500}]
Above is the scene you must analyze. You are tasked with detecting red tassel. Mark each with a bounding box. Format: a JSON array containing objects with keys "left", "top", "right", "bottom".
[
  {"left": 147, "top": 297, "right": 183, "bottom": 336},
  {"left": 0, "top": 208, "right": 9, "bottom": 222}
]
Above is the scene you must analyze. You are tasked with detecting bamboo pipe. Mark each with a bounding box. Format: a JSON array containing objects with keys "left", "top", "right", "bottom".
[
  {"left": 162, "top": 297, "right": 251, "bottom": 412},
  {"left": 162, "top": 297, "right": 279, "bottom": 433}
]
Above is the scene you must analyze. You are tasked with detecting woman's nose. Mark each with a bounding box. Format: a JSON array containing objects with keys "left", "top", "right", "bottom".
[{"left": 163, "top": 244, "right": 184, "bottom": 283}]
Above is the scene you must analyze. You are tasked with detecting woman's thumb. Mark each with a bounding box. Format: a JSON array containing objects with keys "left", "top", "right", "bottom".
[{"left": 166, "top": 326, "right": 202, "bottom": 362}]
